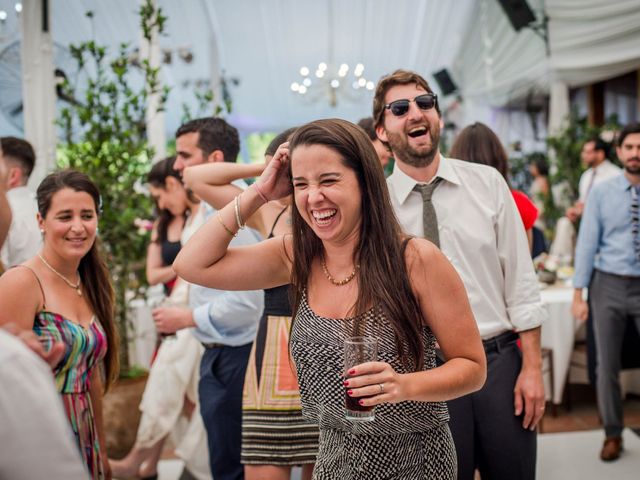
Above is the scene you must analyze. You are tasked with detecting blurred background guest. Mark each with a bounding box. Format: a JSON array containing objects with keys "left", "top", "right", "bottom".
[
  {"left": 450, "top": 122, "right": 539, "bottom": 254},
  {"left": 357, "top": 117, "right": 393, "bottom": 174},
  {"left": 0, "top": 136, "right": 41, "bottom": 268},
  {"left": 110, "top": 156, "right": 211, "bottom": 480}
]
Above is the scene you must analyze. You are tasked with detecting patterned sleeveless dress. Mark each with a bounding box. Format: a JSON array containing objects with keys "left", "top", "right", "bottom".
[
  {"left": 34, "top": 310, "right": 108, "bottom": 479},
  {"left": 241, "top": 207, "right": 319, "bottom": 465},
  {"left": 290, "top": 293, "right": 457, "bottom": 479}
]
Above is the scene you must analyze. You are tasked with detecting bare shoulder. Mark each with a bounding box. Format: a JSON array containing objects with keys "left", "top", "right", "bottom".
[
  {"left": 0, "top": 264, "right": 41, "bottom": 290},
  {"left": 403, "top": 236, "right": 440, "bottom": 271},
  {"left": 251, "top": 202, "right": 282, "bottom": 236},
  {"left": 0, "top": 265, "right": 43, "bottom": 322},
  {"left": 280, "top": 233, "right": 294, "bottom": 268}
]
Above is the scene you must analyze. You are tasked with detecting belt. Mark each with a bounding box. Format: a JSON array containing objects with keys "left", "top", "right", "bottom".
[
  {"left": 596, "top": 270, "right": 640, "bottom": 281},
  {"left": 201, "top": 342, "right": 226, "bottom": 349},
  {"left": 482, "top": 331, "right": 518, "bottom": 354}
]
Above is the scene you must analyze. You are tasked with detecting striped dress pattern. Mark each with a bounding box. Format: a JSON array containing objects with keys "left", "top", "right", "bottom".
[
  {"left": 241, "top": 282, "right": 319, "bottom": 465},
  {"left": 34, "top": 310, "right": 108, "bottom": 480},
  {"left": 290, "top": 293, "right": 457, "bottom": 479}
]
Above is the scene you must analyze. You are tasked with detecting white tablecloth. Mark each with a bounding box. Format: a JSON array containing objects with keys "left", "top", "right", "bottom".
[{"left": 540, "top": 286, "right": 577, "bottom": 404}]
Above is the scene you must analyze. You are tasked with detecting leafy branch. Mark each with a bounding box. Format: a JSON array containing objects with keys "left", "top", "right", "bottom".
[{"left": 56, "top": 0, "right": 168, "bottom": 373}]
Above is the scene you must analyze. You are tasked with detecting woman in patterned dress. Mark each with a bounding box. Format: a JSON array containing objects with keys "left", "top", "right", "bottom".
[
  {"left": 0, "top": 170, "right": 118, "bottom": 479},
  {"left": 175, "top": 119, "right": 486, "bottom": 479},
  {"left": 184, "top": 129, "right": 318, "bottom": 480}
]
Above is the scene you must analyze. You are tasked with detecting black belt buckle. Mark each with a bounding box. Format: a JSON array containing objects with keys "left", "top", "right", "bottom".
[{"left": 202, "top": 342, "right": 225, "bottom": 349}]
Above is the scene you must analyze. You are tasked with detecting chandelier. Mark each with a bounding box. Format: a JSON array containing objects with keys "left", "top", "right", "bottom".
[
  {"left": 0, "top": 2, "right": 22, "bottom": 42},
  {"left": 290, "top": 62, "right": 374, "bottom": 107}
]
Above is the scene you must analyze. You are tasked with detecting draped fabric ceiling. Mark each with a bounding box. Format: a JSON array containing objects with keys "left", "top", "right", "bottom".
[
  {"left": 1, "top": 0, "right": 639, "bottom": 176},
  {"left": 452, "top": 0, "right": 640, "bottom": 135},
  {"left": 32, "top": 0, "right": 474, "bottom": 136}
]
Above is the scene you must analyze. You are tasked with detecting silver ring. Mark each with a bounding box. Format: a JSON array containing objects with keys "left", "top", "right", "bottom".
[{"left": 379, "top": 383, "right": 384, "bottom": 394}]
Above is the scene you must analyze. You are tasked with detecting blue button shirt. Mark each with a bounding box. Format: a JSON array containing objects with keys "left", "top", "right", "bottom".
[
  {"left": 189, "top": 202, "right": 264, "bottom": 346},
  {"left": 573, "top": 174, "right": 640, "bottom": 288}
]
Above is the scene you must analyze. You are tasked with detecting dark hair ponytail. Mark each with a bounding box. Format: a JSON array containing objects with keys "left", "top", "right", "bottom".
[{"left": 147, "top": 156, "right": 183, "bottom": 244}]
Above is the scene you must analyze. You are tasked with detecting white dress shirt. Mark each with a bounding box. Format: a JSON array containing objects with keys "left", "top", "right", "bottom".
[
  {"left": 387, "top": 156, "right": 545, "bottom": 339},
  {"left": 577, "top": 160, "right": 621, "bottom": 203},
  {"left": 0, "top": 329, "right": 88, "bottom": 479},
  {"left": 1, "top": 186, "right": 42, "bottom": 267}
]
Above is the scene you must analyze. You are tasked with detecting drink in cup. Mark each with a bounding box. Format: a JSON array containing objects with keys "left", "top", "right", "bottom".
[{"left": 344, "top": 336, "right": 378, "bottom": 421}]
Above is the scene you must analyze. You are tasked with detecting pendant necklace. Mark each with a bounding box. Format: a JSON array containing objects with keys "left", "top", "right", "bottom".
[{"left": 38, "top": 254, "right": 82, "bottom": 296}]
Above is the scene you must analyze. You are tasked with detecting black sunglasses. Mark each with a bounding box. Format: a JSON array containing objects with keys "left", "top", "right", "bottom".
[{"left": 384, "top": 93, "right": 438, "bottom": 117}]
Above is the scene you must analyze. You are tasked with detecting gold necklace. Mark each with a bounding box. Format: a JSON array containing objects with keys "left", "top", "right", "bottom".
[
  {"left": 38, "top": 254, "right": 82, "bottom": 296},
  {"left": 321, "top": 256, "right": 359, "bottom": 286}
]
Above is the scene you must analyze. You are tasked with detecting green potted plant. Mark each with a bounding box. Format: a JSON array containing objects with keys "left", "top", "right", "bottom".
[
  {"left": 57, "top": 1, "right": 167, "bottom": 373},
  {"left": 546, "top": 109, "right": 621, "bottom": 232},
  {"left": 55, "top": 1, "right": 167, "bottom": 456}
]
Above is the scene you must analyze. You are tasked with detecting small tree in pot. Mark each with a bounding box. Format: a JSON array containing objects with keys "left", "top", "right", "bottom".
[{"left": 56, "top": 1, "right": 168, "bottom": 374}]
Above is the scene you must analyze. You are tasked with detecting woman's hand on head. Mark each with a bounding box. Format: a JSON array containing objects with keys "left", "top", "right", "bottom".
[
  {"left": 255, "top": 142, "right": 292, "bottom": 201},
  {"left": 343, "top": 361, "right": 409, "bottom": 407}
]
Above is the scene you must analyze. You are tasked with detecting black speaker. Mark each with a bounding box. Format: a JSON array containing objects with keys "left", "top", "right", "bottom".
[
  {"left": 496, "top": 0, "right": 536, "bottom": 31},
  {"left": 432, "top": 69, "right": 457, "bottom": 96}
]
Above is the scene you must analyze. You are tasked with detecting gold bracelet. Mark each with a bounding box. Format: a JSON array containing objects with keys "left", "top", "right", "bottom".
[
  {"left": 234, "top": 194, "right": 245, "bottom": 229},
  {"left": 217, "top": 212, "right": 237, "bottom": 237}
]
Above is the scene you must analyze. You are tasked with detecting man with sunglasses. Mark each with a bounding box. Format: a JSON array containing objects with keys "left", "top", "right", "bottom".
[{"left": 375, "top": 70, "right": 545, "bottom": 480}]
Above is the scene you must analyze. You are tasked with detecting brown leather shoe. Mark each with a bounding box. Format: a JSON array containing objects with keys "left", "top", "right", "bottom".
[{"left": 600, "top": 436, "right": 623, "bottom": 461}]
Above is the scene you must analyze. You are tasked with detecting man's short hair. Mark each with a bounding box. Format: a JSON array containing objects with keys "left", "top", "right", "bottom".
[
  {"left": 175, "top": 117, "right": 240, "bottom": 163},
  {"left": 585, "top": 137, "right": 609, "bottom": 157},
  {"left": 618, "top": 123, "right": 640, "bottom": 147},
  {"left": 0, "top": 137, "right": 35, "bottom": 179},
  {"left": 373, "top": 70, "right": 440, "bottom": 129},
  {"left": 357, "top": 117, "right": 377, "bottom": 141}
]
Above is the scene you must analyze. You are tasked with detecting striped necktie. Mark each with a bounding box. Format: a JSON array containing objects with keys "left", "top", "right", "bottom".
[{"left": 632, "top": 185, "right": 640, "bottom": 262}]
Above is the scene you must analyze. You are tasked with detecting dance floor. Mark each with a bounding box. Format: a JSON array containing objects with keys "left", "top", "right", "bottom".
[
  {"left": 537, "top": 428, "right": 640, "bottom": 479},
  {"left": 151, "top": 429, "right": 640, "bottom": 480}
]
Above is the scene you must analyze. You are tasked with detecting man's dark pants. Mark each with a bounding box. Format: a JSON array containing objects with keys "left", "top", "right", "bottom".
[
  {"left": 199, "top": 343, "right": 252, "bottom": 480},
  {"left": 441, "top": 332, "right": 537, "bottom": 480}
]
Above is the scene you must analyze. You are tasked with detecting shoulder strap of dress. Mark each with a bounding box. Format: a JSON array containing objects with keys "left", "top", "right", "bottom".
[
  {"left": 268, "top": 205, "right": 289, "bottom": 238},
  {"left": 13, "top": 265, "right": 47, "bottom": 310}
]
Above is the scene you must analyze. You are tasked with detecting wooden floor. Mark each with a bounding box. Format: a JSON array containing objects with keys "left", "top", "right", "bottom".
[{"left": 540, "top": 384, "right": 640, "bottom": 434}]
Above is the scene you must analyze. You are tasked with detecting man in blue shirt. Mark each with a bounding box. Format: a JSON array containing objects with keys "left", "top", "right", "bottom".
[
  {"left": 163, "top": 117, "right": 263, "bottom": 479},
  {"left": 572, "top": 123, "right": 640, "bottom": 462}
]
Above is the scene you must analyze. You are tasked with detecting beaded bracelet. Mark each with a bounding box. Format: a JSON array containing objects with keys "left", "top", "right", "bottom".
[
  {"left": 234, "top": 194, "right": 245, "bottom": 229},
  {"left": 217, "top": 212, "right": 237, "bottom": 237}
]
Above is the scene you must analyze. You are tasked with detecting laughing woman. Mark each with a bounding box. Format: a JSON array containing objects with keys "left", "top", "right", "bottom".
[
  {"left": 174, "top": 119, "right": 486, "bottom": 479},
  {"left": 0, "top": 170, "right": 118, "bottom": 479}
]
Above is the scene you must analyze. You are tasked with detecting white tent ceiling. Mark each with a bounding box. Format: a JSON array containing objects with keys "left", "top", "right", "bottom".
[
  {"left": 1, "top": 0, "right": 639, "bottom": 159},
  {"left": 0, "top": 0, "right": 475, "bottom": 137}
]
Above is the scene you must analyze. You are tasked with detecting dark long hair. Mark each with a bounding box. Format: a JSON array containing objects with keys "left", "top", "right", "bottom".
[
  {"left": 147, "top": 156, "right": 184, "bottom": 244},
  {"left": 288, "top": 119, "right": 425, "bottom": 370},
  {"left": 265, "top": 127, "right": 297, "bottom": 157},
  {"left": 449, "top": 122, "right": 511, "bottom": 186},
  {"left": 37, "top": 169, "right": 119, "bottom": 391}
]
